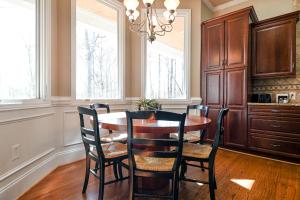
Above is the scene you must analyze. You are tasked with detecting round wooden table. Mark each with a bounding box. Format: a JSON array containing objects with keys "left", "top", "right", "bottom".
[
  {"left": 97, "top": 112, "right": 211, "bottom": 133},
  {"left": 97, "top": 112, "right": 211, "bottom": 190}
]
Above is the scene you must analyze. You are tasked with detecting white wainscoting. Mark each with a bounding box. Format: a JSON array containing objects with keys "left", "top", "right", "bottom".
[{"left": 0, "top": 97, "right": 202, "bottom": 200}]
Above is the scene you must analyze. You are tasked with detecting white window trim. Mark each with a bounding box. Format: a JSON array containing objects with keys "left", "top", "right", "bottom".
[
  {"left": 141, "top": 9, "right": 191, "bottom": 103},
  {"left": 71, "top": 0, "right": 126, "bottom": 104},
  {"left": 0, "top": 0, "right": 52, "bottom": 110}
]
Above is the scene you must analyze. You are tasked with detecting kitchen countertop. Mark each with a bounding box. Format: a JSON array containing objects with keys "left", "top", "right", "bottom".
[{"left": 248, "top": 102, "right": 300, "bottom": 106}]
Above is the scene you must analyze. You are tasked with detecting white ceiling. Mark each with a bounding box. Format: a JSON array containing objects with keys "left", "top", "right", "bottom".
[{"left": 203, "top": 0, "right": 249, "bottom": 12}]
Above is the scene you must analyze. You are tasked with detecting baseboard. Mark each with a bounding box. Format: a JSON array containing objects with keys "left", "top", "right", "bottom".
[{"left": 0, "top": 146, "right": 85, "bottom": 200}]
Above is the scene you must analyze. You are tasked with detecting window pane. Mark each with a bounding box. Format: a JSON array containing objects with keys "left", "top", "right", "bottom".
[
  {"left": 146, "top": 16, "right": 186, "bottom": 99},
  {"left": 0, "top": 0, "right": 37, "bottom": 100},
  {"left": 76, "top": 0, "right": 120, "bottom": 99}
]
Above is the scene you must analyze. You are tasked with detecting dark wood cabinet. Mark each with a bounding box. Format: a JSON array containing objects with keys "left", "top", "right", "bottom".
[
  {"left": 252, "top": 11, "right": 300, "bottom": 78},
  {"left": 225, "top": 13, "right": 249, "bottom": 69},
  {"left": 201, "top": 7, "right": 258, "bottom": 147},
  {"left": 202, "top": 21, "right": 225, "bottom": 71},
  {"left": 248, "top": 105, "right": 300, "bottom": 159}
]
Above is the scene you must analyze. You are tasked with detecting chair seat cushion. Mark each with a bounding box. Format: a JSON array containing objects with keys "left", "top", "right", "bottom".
[
  {"left": 183, "top": 143, "right": 212, "bottom": 159},
  {"left": 134, "top": 156, "right": 175, "bottom": 172},
  {"left": 92, "top": 142, "right": 127, "bottom": 159},
  {"left": 100, "top": 132, "right": 128, "bottom": 143},
  {"left": 170, "top": 131, "right": 200, "bottom": 142}
]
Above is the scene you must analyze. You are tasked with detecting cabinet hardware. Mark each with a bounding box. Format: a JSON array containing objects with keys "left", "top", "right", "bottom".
[
  {"left": 292, "top": 63, "right": 295, "bottom": 71},
  {"left": 271, "top": 144, "right": 281, "bottom": 147},
  {"left": 271, "top": 124, "right": 281, "bottom": 128},
  {"left": 271, "top": 110, "right": 280, "bottom": 113}
]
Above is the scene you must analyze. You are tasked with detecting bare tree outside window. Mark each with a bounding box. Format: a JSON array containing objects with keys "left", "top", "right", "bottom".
[
  {"left": 145, "top": 16, "right": 187, "bottom": 100},
  {"left": 0, "top": 0, "right": 37, "bottom": 100},
  {"left": 76, "top": 1, "right": 121, "bottom": 100}
]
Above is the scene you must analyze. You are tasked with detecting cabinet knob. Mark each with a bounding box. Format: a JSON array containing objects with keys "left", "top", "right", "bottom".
[
  {"left": 271, "top": 124, "right": 281, "bottom": 128},
  {"left": 271, "top": 144, "right": 281, "bottom": 148},
  {"left": 271, "top": 110, "right": 280, "bottom": 113}
]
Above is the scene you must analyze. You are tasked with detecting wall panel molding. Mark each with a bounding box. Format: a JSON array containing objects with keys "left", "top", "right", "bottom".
[{"left": 0, "top": 112, "right": 55, "bottom": 125}]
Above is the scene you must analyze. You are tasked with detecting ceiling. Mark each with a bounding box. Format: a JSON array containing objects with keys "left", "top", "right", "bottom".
[
  {"left": 209, "top": 0, "right": 234, "bottom": 7},
  {"left": 203, "top": 0, "right": 249, "bottom": 11}
]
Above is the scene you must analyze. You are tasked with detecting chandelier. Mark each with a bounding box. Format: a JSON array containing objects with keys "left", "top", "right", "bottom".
[{"left": 124, "top": 0, "right": 180, "bottom": 43}]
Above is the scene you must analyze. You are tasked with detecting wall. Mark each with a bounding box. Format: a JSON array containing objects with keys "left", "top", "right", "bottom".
[
  {"left": 214, "top": 0, "right": 300, "bottom": 103},
  {"left": 128, "top": 0, "right": 202, "bottom": 98},
  {"left": 51, "top": 0, "right": 204, "bottom": 100}
]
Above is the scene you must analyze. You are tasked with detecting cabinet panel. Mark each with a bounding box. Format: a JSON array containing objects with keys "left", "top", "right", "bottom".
[
  {"left": 225, "top": 14, "right": 248, "bottom": 69},
  {"left": 225, "top": 68, "right": 247, "bottom": 107},
  {"left": 224, "top": 108, "right": 247, "bottom": 148},
  {"left": 252, "top": 17, "right": 297, "bottom": 78},
  {"left": 203, "top": 70, "right": 224, "bottom": 106},
  {"left": 202, "top": 21, "right": 225, "bottom": 71}
]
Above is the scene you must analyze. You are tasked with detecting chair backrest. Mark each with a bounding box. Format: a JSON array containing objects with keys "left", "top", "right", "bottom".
[
  {"left": 210, "top": 108, "right": 229, "bottom": 159},
  {"left": 90, "top": 103, "right": 110, "bottom": 113},
  {"left": 90, "top": 103, "right": 112, "bottom": 133},
  {"left": 78, "top": 106, "right": 105, "bottom": 161},
  {"left": 186, "top": 104, "right": 209, "bottom": 143},
  {"left": 138, "top": 104, "right": 162, "bottom": 111},
  {"left": 126, "top": 111, "right": 186, "bottom": 172},
  {"left": 186, "top": 104, "right": 209, "bottom": 117}
]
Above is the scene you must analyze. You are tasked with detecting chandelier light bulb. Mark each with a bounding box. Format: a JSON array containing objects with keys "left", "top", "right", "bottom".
[
  {"left": 124, "top": 0, "right": 139, "bottom": 11},
  {"left": 163, "top": 10, "right": 176, "bottom": 22},
  {"left": 164, "top": 0, "right": 180, "bottom": 11}
]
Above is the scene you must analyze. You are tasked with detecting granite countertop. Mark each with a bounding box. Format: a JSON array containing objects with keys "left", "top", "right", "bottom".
[{"left": 248, "top": 102, "right": 300, "bottom": 106}]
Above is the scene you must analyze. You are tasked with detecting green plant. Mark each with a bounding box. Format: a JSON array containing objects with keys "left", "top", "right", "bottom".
[{"left": 136, "top": 98, "right": 160, "bottom": 111}]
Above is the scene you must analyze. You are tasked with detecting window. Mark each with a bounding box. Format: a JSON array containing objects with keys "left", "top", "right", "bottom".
[
  {"left": 143, "top": 10, "right": 191, "bottom": 100},
  {"left": 0, "top": 0, "right": 42, "bottom": 101},
  {"left": 76, "top": 0, "right": 124, "bottom": 100}
]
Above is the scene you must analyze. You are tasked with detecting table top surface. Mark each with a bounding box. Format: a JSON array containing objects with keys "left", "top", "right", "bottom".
[{"left": 96, "top": 112, "right": 211, "bottom": 133}]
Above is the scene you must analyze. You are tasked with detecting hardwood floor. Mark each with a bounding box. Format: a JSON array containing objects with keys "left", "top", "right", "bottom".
[{"left": 18, "top": 149, "right": 300, "bottom": 200}]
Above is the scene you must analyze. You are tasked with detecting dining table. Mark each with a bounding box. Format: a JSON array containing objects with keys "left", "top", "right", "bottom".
[{"left": 97, "top": 111, "right": 212, "bottom": 190}]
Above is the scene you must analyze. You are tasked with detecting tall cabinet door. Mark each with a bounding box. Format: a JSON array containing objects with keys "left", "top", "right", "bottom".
[
  {"left": 224, "top": 68, "right": 248, "bottom": 148},
  {"left": 202, "top": 70, "right": 224, "bottom": 142},
  {"left": 202, "top": 21, "right": 225, "bottom": 71},
  {"left": 225, "top": 14, "right": 249, "bottom": 69}
]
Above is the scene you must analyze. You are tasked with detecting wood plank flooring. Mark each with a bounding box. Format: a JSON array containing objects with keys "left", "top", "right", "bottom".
[{"left": 18, "top": 149, "right": 300, "bottom": 200}]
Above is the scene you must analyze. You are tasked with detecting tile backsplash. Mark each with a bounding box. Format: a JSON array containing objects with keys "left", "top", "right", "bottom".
[{"left": 252, "top": 23, "right": 300, "bottom": 103}]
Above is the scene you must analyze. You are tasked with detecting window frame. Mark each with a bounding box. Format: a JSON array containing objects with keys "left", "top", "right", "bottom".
[
  {"left": 71, "top": 0, "right": 126, "bottom": 103},
  {"left": 0, "top": 0, "right": 51, "bottom": 107},
  {"left": 141, "top": 9, "right": 191, "bottom": 103}
]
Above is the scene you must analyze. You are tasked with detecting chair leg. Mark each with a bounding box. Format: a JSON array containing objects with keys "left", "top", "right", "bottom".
[
  {"left": 118, "top": 162, "right": 123, "bottom": 179},
  {"left": 95, "top": 161, "right": 99, "bottom": 174},
  {"left": 82, "top": 157, "right": 90, "bottom": 193},
  {"left": 200, "top": 161, "right": 205, "bottom": 172},
  {"left": 172, "top": 172, "right": 179, "bottom": 200},
  {"left": 208, "top": 166, "right": 216, "bottom": 200},
  {"left": 113, "top": 162, "right": 119, "bottom": 180},
  {"left": 129, "top": 173, "right": 135, "bottom": 200},
  {"left": 180, "top": 160, "right": 187, "bottom": 179},
  {"left": 98, "top": 163, "right": 105, "bottom": 200}
]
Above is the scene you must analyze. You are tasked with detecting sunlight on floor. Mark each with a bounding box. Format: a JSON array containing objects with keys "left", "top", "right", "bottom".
[{"left": 230, "top": 179, "right": 255, "bottom": 190}]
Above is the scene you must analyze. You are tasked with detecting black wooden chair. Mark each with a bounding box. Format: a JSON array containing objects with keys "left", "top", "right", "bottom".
[
  {"left": 78, "top": 106, "right": 128, "bottom": 200},
  {"left": 170, "top": 104, "right": 209, "bottom": 143},
  {"left": 180, "top": 108, "right": 229, "bottom": 200},
  {"left": 126, "top": 110, "right": 186, "bottom": 200},
  {"left": 90, "top": 103, "right": 127, "bottom": 143}
]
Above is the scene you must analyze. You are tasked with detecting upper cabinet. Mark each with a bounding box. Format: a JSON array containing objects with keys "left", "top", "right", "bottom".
[
  {"left": 202, "top": 7, "right": 258, "bottom": 72},
  {"left": 252, "top": 11, "right": 300, "bottom": 78}
]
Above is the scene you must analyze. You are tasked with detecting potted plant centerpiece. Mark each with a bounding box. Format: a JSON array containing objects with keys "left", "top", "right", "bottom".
[{"left": 136, "top": 98, "right": 161, "bottom": 111}]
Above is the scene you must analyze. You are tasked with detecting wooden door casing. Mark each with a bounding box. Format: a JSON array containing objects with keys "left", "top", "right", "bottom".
[
  {"left": 202, "top": 21, "right": 225, "bottom": 71},
  {"left": 225, "top": 14, "right": 249, "bottom": 69}
]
